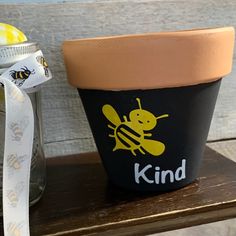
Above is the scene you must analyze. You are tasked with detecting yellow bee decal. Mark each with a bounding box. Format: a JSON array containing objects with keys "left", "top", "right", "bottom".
[
  {"left": 102, "top": 98, "right": 169, "bottom": 156},
  {"left": 9, "top": 117, "right": 29, "bottom": 142},
  {"left": 7, "top": 154, "right": 25, "bottom": 170},
  {"left": 7, "top": 182, "right": 24, "bottom": 208},
  {"left": 7, "top": 221, "right": 23, "bottom": 236},
  {"left": 36, "top": 56, "right": 49, "bottom": 77},
  {"left": 10, "top": 66, "right": 35, "bottom": 86},
  {"left": 7, "top": 190, "right": 19, "bottom": 208}
]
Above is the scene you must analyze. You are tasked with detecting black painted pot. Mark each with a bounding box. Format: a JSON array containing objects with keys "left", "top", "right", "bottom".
[{"left": 79, "top": 80, "right": 221, "bottom": 191}]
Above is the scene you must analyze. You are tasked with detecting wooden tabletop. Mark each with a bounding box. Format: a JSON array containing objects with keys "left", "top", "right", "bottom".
[{"left": 0, "top": 147, "right": 231, "bottom": 236}]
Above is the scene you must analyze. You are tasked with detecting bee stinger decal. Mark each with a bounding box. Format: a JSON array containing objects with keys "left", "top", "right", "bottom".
[{"left": 102, "top": 98, "right": 169, "bottom": 157}]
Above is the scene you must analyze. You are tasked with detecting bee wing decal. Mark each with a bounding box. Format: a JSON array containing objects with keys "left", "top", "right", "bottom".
[
  {"left": 102, "top": 104, "right": 121, "bottom": 126},
  {"left": 141, "top": 139, "right": 165, "bottom": 156}
]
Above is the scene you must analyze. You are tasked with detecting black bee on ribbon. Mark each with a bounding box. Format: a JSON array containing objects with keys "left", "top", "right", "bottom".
[
  {"left": 36, "top": 56, "right": 49, "bottom": 77},
  {"left": 10, "top": 66, "right": 35, "bottom": 86}
]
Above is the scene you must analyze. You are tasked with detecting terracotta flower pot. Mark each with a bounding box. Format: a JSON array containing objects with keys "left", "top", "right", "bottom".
[{"left": 63, "top": 27, "right": 234, "bottom": 192}]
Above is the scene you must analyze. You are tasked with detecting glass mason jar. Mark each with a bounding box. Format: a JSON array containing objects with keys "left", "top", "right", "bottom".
[{"left": 0, "top": 42, "right": 46, "bottom": 212}]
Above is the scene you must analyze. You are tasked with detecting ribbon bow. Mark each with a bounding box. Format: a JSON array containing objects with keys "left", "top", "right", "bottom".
[{"left": 0, "top": 50, "right": 52, "bottom": 236}]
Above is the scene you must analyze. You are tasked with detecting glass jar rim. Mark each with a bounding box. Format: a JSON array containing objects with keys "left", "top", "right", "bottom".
[{"left": 0, "top": 42, "right": 39, "bottom": 69}]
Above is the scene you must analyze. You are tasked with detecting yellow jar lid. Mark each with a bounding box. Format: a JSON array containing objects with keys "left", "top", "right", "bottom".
[
  {"left": 0, "top": 23, "right": 27, "bottom": 45},
  {"left": 0, "top": 23, "right": 28, "bottom": 103}
]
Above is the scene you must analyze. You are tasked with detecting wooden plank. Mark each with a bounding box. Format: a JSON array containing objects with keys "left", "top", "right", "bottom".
[
  {"left": 1, "top": 0, "right": 94, "bottom": 3},
  {"left": 0, "top": 147, "right": 235, "bottom": 235},
  {"left": 0, "top": 1, "right": 235, "bottom": 156},
  {"left": 154, "top": 217, "right": 236, "bottom": 236},
  {"left": 207, "top": 140, "right": 236, "bottom": 163},
  {"left": 44, "top": 138, "right": 96, "bottom": 157}
]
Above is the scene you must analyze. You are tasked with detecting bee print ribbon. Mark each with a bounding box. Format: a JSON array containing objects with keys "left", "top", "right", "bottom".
[{"left": 0, "top": 50, "right": 52, "bottom": 236}]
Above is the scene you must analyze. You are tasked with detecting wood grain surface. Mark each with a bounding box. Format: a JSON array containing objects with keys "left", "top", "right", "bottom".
[
  {"left": 0, "top": 147, "right": 234, "bottom": 235},
  {"left": 208, "top": 140, "right": 236, "bottom": 162},
  {"left": 0, "top": 0, "right": 235, "bottom": 156}
]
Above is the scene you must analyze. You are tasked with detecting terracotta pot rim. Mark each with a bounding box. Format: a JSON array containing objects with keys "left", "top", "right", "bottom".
[
  {"left": 63, "top": 27, "right": 235, "bottom": 90},
  {"left": 64, "top": 27, "right": 233, "bottom": 43}
]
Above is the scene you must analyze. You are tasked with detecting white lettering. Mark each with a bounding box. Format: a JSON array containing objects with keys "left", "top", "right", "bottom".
[
  {"left": 134, "top": 163, "right": 154, "bottom": 184},
  {"left": 134, "top": 158, "right": 187, "bottom": 185},
  {"left": 154, "top": 167, "right": 160, "bottom": 184},
  {"left": 175, "top": 159, "right": 186, "bottom": 181},
  {"left": 161, "top": 170, "right": 174, "bottom": 184}
]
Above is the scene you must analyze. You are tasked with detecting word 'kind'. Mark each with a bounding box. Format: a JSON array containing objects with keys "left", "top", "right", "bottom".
[{"left": 134, "top": 159, "right": 186, "bottom": 184}]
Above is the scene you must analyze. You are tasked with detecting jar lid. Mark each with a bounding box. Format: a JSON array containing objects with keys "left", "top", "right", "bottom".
[{"left": 0, "top": 42, "right": 39, "bottom": 69}]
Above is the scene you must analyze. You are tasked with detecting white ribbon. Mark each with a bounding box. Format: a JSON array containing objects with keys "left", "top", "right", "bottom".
[{"left": 0, "top": 50, "right": 52, "bottom": 236}]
